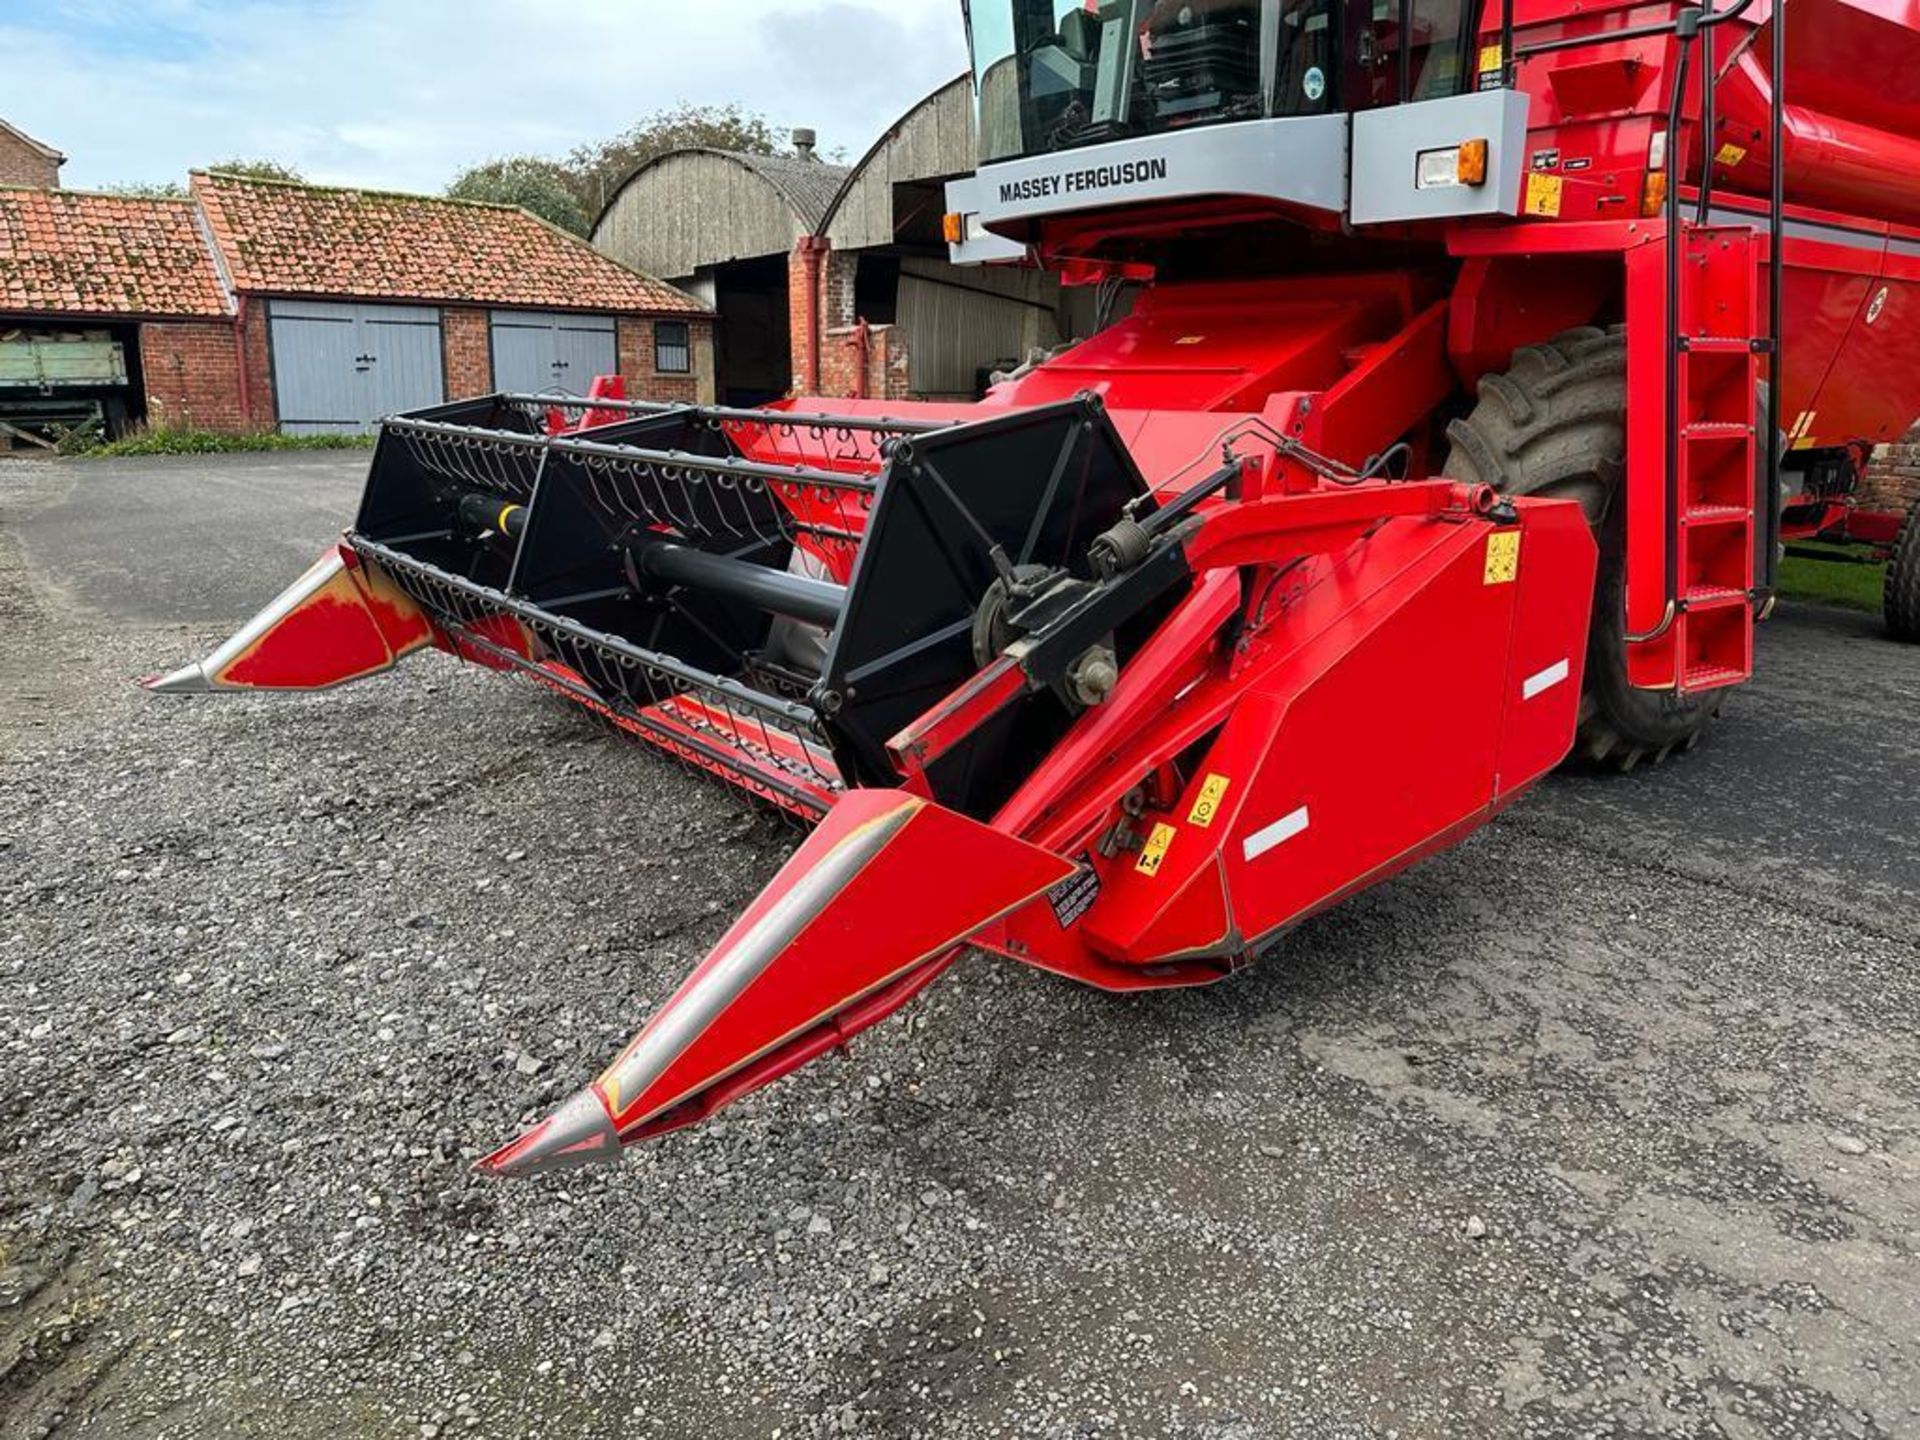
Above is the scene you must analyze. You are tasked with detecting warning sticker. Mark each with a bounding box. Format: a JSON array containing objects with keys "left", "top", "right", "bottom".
[
  {"left": 1485, "top": 530, "right": 1522, "bottom": 585},
  {"left": 1187, "top": 773, "right": 1232, "bottom": 829},
  {"left": 1478, "top": 43, "right": 1504, "bottom": 75},
  {"left": 1136, "top": 822, "right": 1177, "bottom": 878},
  {"left": 1715, "top": 142, "right": 1749, "bottom": 167},
  {"left": 1524, "top": 172, "right": 1563, "bottom": 218},
  {"left": 1046, "top": 857, "right": 1102, "bottom": 929}
]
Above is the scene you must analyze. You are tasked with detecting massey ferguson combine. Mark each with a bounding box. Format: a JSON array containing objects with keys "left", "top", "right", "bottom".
[{"left": 151, "top": 0, "right": 1920, "bottom": 1177}]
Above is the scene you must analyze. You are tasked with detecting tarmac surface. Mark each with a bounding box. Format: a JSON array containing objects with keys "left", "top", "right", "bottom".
[{"left": 2, "top": 451, "right": 1917, "bottom": 1438}]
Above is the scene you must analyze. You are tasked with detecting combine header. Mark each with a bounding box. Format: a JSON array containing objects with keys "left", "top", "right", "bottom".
[{"left": 152, "top": 0, "right": 1920, "bottom": 1176}]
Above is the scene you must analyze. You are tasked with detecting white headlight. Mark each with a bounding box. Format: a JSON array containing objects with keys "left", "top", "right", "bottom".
[{"left": 1416, "top": 147, "right": 1463, "bottom": 190}]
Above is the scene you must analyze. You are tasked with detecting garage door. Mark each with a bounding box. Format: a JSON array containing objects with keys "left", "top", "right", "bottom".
[
  {"left": 269, "top": 300, "right": 444, "bottom": 435},
  {"left": 490, "top": 311, "right": 617, "bottom": 396}
]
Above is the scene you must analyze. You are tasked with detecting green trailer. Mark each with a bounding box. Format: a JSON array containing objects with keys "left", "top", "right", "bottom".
[{"left": 0, "top": 328, "right": 131, "bottom": 450}]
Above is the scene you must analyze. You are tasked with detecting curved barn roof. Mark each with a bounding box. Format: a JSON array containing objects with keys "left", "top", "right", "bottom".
[
  {"left": 821, "top": 75, "right": 974, "bottom": 251},
  {"left": 725, "top": 151, "right": 848, "bottom": 230},
  {"left": 592, "top": 149, "right": 849, "bottom": 280}
]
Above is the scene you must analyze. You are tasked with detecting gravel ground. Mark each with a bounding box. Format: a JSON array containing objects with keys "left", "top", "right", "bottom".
[{"left": 2, "top": 453, "right": 1918, "bottom": 1439}]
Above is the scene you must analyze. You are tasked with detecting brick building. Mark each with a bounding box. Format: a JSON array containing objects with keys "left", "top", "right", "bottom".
[
  {"left": 0, "top": 121, "right": 63, "bottom": 189},
  {"left": 2, "top": 159, "right": 713, "bottom": 441},
  {"left": 0, "top": 189, "right": 236, "bottom": 435}
]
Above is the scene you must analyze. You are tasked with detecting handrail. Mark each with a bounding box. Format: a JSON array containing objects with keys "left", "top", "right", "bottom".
[
  {"left": 1624, "top": 14, "right": 1699, "bottom": 644},
  {"left": 1759, "top": 0, "right": 1786, "bottom": 607}
]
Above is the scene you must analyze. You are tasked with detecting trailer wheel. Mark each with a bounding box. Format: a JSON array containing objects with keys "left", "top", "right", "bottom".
[
  {"left": 1888, "top": 506, "right": 1920, "bottom": 642},
  {"left": 1443, "top": 327, "right": 1720, "bottom": 770}
]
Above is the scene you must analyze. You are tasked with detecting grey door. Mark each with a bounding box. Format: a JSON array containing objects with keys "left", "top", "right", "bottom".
[
  {"left": 269, "top": 300, "right": 444, "bottom": 434},
  {"left": 489, "top": 310, "right": 617, "bottom": 396}
]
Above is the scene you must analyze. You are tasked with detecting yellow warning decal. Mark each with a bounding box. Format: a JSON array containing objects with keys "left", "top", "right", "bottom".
[
  {"left": 1524, "top": 172, "right": 1563, "bottom": 218},
  {"left": 1478, "top": 43, "right": 1504, "bottom": 75},
  {"left": 1715, "top": 142, "right": 1749, "bottom": 167},
  {"left": 1174, "top": 335, "right": 1207, "bottom": 346},
  {"left": 1485, "top": 530, "right": 1522, "bottom": 585},
  {"left": 1187, "top": 774, "right": 1232, "bottom": 829},
  {"left": 1136, "top": 822, "right": 1177, "bottom": 878}
]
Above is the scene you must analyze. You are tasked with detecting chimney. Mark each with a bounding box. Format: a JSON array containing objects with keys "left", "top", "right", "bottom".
[{"left": 792, "top": 128, "right": 818, "bottom": 162}]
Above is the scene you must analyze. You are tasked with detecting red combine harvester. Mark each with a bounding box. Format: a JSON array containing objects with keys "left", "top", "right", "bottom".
[{"left": 151, "top": 0, "right": 1920, "bottom": 1176}]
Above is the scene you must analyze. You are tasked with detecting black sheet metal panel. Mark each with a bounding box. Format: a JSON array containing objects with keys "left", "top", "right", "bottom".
[
  {"left": 820, "top": 394, "right": 1159, "bottom": 815},
  {"left": 508, "top": 435, "right": 788, "bottom": 691},
  {"left": 354, "top": 395, "right": 543, "bottom": 550}
]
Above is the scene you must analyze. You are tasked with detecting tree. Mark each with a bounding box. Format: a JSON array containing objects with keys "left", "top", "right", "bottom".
[
  {"left": 568, "top": 102, "right": 781, "bottom": 217},
  {"left": 447, "top": 156, "right": 589, "bottom": 235},
  {"left": 206, "top": 158, "right": 306, "bottom": 183},
  {"left": 105, "top": 181, "right": 188, "bottom": 199}
]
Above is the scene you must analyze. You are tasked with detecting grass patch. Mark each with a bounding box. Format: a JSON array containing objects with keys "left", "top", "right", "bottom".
[
  {"left": 77, "top": 426, "right": 375, "bottom": 459},
  {"left": 1778, "top": 543, "right": 1887, "bottom": 613}
]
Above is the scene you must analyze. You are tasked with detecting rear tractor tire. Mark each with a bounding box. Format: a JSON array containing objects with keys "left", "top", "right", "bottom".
[
  {"left": 1887, "top": 506, "right": 1920, "bottom": 643},
  {"left": 1443, "top": 327, "right": 1720, "bottom": 771}
]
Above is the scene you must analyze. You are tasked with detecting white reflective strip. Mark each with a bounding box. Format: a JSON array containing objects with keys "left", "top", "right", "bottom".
[
  {"left": 1242, "top": 806, "right": 1310, "bottom": 863},
  {"left": 1522, "top": 658, "right": 1571, "bottom": 701}
]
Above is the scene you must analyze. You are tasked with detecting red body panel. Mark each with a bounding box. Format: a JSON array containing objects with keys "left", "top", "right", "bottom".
[
  {"left": 479, "top": 791, "right": 1075, "bottom": 1173},
  {"left": 141, "top": 545, "right": 433, "bottom": 694}
]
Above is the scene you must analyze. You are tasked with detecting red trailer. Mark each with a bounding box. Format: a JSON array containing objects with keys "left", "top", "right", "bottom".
[{"left": 151, "top": 0, "right": 1920, "bottom": 1175}]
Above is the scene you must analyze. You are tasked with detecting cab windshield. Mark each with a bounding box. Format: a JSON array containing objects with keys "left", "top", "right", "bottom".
[{"left": 968, "top": 0, "right": 1474, "bottom": 166}]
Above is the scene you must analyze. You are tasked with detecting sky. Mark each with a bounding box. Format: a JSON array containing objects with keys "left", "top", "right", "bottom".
[{"left": 1, "top": 0, "right": 972, "bottom": 193}]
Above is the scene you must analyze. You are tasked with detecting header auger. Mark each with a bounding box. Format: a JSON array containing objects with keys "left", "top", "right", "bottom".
[{"left": 153, "top": 0, "right": 1920, "bottom": 1177}]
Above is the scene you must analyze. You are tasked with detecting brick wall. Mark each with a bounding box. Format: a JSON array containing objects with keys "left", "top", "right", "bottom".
[
  {"left": 821, "top": 323, "right": 911, "bottom": 401},
  {"left": 789, "top": 237, "right": 826, "bottom": 394},
  {"left": 821, "top": 250, "right": 858, "bottom": 333},
  {"left": 617, "top": 316, "right": 716, "bottom": 405},
  {"left": 789, "top": 236, "right": 911, "bottom": 401},
  {"left": 0, "top": 131, "right": 60, "bottom": 189},
  {"left": 787, "top": 238, "right": 859, "bottom": 396},
  {"left": 141, "top": 320, "right": 249, "bottom": 432},
  {"left": 443, "top": 306, "right": 491, "bottom": 398},
  {"left": 238, "top": 299, "right": 274, "bottom": 428},
  {"left": 137, "top": 307, "right": 714, "bottom": 436},
  {"left": 1862, "top": 423, "right": 1920, "bottom": 519}
]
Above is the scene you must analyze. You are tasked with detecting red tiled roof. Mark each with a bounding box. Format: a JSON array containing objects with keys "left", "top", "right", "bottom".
[
  {"left": 192, "top": 171, "right": 706, "bottom": 315},
  {"left": 0, "top": 188, "right": 230, "bottom": 319}
]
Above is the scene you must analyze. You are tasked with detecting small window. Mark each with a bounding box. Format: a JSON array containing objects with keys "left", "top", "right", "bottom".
[{"left": 654, "top": 321, "right": 692, "bottom": 374}]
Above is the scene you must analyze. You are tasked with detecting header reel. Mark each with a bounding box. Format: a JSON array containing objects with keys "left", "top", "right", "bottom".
[{"left": 211, "top": 391, "right": 1191, "bottom": 825}]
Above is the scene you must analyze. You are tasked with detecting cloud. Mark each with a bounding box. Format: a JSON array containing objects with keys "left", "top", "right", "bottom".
[{"left": 1, "top": 0, "right": 969, "bottom": 192}]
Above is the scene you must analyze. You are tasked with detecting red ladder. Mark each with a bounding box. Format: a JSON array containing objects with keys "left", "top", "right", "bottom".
[{"left": 1626, "top": 223, "right": 1763, "bottom": 694}]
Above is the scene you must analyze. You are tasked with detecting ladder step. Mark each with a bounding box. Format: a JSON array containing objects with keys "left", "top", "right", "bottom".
[
  {"left": 1679, "top": 336, "right": 1756, "bottom": 353},
  {"left": 1682, "top": 662, "right": 1748, "bottom": 693},
  {"left": 1683, "top": 586, "right": 1749, "bottom": 612},
  {"left": 1685, "top": 504, "right": 1750, "bottom": 526},
  {"left": 1681, "top": 421, "right": 1752, "bottom": 441}
]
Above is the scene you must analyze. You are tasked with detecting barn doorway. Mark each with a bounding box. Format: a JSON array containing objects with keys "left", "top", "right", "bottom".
[{"left": 711, "top": 255, "right": 792, "bottom": 407}]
